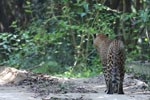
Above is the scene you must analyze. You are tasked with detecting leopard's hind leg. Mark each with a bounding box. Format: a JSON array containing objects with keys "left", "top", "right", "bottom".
[{"left": 106, "top": 79, "right": 113, "bottom": 94}]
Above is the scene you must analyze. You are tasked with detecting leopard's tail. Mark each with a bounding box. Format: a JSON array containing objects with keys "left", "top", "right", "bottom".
[
  {"left": 109, "top": 39, "right": 124, "bottom": 84},
  {"left": 111, "top": 67, "right": 117, "bottom": 83}
]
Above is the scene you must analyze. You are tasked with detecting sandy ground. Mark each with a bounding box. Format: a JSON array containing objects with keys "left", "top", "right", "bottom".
[
  {"left": 0, "top": 66, "right": 150, "bottom": 100},
  {"left": 0, "top": 86, "right": 41, "bottom": 100}
]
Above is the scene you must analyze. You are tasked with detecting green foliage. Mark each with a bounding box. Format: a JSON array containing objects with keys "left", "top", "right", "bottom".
[
  {"left": 32, "top": 61, "right": 61, "bottom": 74},
  {"left": 7, "top": 0, "right": 115, "bottom": 76},
  {"left": 116, "top": 6, "right": 150, "bottom": 61},
  {"left": 0, "top": 33, "right": 28, "bottom": 62}
]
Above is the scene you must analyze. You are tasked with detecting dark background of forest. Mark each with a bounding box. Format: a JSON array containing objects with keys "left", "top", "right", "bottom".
[{"left": 0, "top": 0, "right": 150, "bottom": 77}]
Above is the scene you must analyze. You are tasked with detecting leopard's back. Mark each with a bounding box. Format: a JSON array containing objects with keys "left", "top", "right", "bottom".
[{"left": 99, "top": 40, "right": 112, "bottom": 67}]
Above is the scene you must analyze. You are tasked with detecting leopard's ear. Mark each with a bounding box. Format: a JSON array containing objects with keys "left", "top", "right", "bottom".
[
  {"left": 93, "top": 34, "right": 96, "bottom": 38},
  {"left": 106, "top": 34, "right": 109, "bottom": 37}
]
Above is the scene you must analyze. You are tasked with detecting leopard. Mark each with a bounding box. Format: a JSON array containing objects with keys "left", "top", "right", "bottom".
[{"left": 93, "top": 34, "right": 125, "bottom": 94}]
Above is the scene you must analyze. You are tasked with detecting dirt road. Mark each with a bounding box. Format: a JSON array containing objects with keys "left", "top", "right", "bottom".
[
  {"left": 0, "top": 67, "right": 150, "bottom": 100},
  {"left": 0, "top": 86, "right": 41, "bottom": 100}
]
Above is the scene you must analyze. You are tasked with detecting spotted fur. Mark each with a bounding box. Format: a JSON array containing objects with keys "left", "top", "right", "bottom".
[{"left": 93, "top": 34, "right": 125, "bottom": 94}]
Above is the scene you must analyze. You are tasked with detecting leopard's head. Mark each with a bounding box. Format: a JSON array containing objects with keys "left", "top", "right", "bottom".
[{"left": 93, "top": 34, "right": 108, "bottom": 49}]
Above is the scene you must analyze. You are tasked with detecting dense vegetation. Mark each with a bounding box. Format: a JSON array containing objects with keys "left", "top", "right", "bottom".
[{"left": 0, "top": 0, "right": 150, "bottom": 77}]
